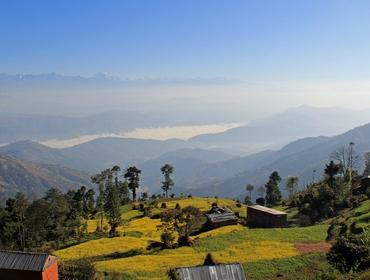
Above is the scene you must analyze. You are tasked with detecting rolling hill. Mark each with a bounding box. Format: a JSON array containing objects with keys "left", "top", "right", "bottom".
[
  {"left": 0, "top": 155, "right": 92, "bottom": 200},
  {"left": 0, "top": 138, "right": 190, "bottom": 172},
  {"left": 190, "top": 106, "right": 370, "bottom": 154},
  {"left": 192, "top": 122, "right": 370, "bottom": 198}
]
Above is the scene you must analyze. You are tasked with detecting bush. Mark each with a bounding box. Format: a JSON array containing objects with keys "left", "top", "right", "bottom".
[
  {"left": 244, "top": 195, "right": 252, "bottom": 205},
  {"left": 236, "top": 202, "right": 242, "bottom": 208},
  {"left": 59, "top": 259, "right": 96, "bottom": 280},
  {"left": 256, "top": 197, "right": 265, "bottom": 206},
  {"left": 170, "top": 193, "right": 175, "bottom": 198},
  {"left": 143, "top": 207, "right": 151, "bottom": 217},
  {"left": 327, "top": 234, "right": 370, "bottom": 273},
  {"left": 175, "top": 203, "right": 181, "bottom": 210},
  {"left": 161, "top": 202, "right": 167, "bottom": 209},
  {"left": 161, "top": 230, "right": 176, "bottom": 249}
]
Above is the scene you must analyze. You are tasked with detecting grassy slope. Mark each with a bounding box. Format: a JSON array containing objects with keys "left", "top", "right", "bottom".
[{"left": 55, "top": 197, "right": 369, "bottom": 280}]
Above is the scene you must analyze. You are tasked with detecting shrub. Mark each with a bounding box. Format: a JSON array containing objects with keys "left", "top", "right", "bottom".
[
  {"left": 256, "top": 197, "right": 265, "bottom": 206},
  {"left": 170, "top": 193, "right": 175, "bottom": 198},
  {"left": 161, "top": 230, "right": 176, "bottom": 249},
  {"left": 244, "top": 195, "right": 252, "bottom": 205},
  {"left": 236, "top": 202, "right": 242, "bottom": 208},
  {"left": 188, "top": 194, "right": 193, "bottom": 198},
  {"left": 327, "top": 234, "right": 370, "bottom": 273},
  {"left": 59, "top": 259, "right": 96, "bottom": 280},
  {"left": 143, "top": 207, "right": 151, "bottom": 217},
  {"left": 161, "top": 202, "right": 167, "bottom": 209},
  {"left": 175, "top": 203, "right": 181, "bottom": 210}
]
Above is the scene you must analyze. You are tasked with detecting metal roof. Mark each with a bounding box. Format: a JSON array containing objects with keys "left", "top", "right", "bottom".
[
  {"left": 176, "top": 263, "right": 246, "bottom": 280},
  {"left": 0, "top": 251, "right": 58, "bottom": 272},
  {"left": 206, "top": 212, "right": 238, "bottom": 223},
  {"left": 247, "top": 205, "right": 286, "bottom": 215}
]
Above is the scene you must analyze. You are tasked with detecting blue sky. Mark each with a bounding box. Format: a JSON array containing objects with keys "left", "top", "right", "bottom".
[{"left": 1, "top": 0, "right": 370, "bottom": 82}]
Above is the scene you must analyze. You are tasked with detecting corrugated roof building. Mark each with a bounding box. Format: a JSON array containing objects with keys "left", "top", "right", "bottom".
[
  {"left": 205, "top": 207, "right": 238, "bottom": 229},
  {"left": 0, "top": 251, "right": 58, "bottom": 280},
  {"left": 175, "top": 263, "right": 246, "bottom": 280},
  {"left": 247, "top": 205, "right": 287, "bottom": 228}
]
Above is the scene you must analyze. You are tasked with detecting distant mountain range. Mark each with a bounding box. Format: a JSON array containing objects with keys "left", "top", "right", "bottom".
[
  {"left": 190, "top": 123, "right": 370, "bottom": 199},
  {"left": 190, "top": 106, "right": 370, "bottom": 153},
  {"left": 1, "top": 108, "right": 370, "bottom": 200},
  {"left": 0, "top": 138, "right": 189, "bottom": 172},
  {"left": 0, "top": 155, "right": 92, "bottom": 200},
  {"left": 1, "top": 106, "right": 370, "bottom": 155},
  {"left": 0, "top": 111, "right": 187, "bottom": 144}
]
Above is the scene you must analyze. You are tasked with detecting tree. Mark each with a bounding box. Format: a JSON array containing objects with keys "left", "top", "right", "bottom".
[
  {"left": 327, "top": 232, "right": 370, "bottom": 273},
  {"left": 159, "top": 206, "right": 204, "bottom": 247},
  {"left": 257, "top": 186, "right": 265, "bottom": 198},
  {"left": 92, "top": 169, "right": 112, "bottom": 231},
  {"left": 324, "top": 161, "right": 340, "bottom": 190},
  {"left": 161, "top": 164, "right": 174, "bottom": 198},
  {"left": 4, "top": 193, "right": 28, "bottom": 250},
  {"left": 331, "top": 142, "right": 360, "bottom": 184},
  {"left": 364, "top": 152, "right": 370, "bottom": 176},
  {"left": 285, "top": 177, "right": 299, "bottom": 199},
  {"left": 124, "top": 166, "right": 141, "bottom": 201},
  {"left": 84, "top": 189, "right": 95, "bottom": 218},
  {"left": 265, "top": 171, "right": 282, "bottom": 206},
  {"left": 104, "top": 172, "right": 122, "bottom": 235},
  {"left": 119, "top": 180, "right": 130, "bottom": 205},
  {"left": 43, "top": 188, "right": 71, "bottom": 247},
  {"left": 246, "top": 184, "right": 254, "bottom": 202}
]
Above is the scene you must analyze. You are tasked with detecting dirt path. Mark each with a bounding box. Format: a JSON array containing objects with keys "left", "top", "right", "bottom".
[{"left": 294, "top": 242, "right": 331, "bottom": 254}]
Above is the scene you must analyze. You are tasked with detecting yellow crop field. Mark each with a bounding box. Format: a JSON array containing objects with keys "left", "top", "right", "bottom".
[
  {"left": 55, "top": 236, "right": 149, "bottom": 261},
  {"left": 157, "top": 197, "right": 246, "bottom": 217},
  {"left": 86, "top": 209, "right": 143, "bottom": 233},
  {"left": 196, "top": 224, "right": 244, "bottom": 238},
  {"left": 94, "top": 240, "right": 297, "bottom": 279},
  {"left": 55, "top": 197, "right": 329, "bottom": 280},
  {"left": 118, "top": 217, "right": 162, "bottom": 239}
]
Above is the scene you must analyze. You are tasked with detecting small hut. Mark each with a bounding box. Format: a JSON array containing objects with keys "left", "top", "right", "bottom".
[
  {"left": 247, "top": 205, "right": 287, "bottom": 228},
  {"left": 0, "top": 251, "right": 58, "bottom": 280},
  {"left": 205, "top": 206, "right": 238, "bottom": 229},
  {"left": 174, "top": 263, "right": 246, "bottom": 280}
]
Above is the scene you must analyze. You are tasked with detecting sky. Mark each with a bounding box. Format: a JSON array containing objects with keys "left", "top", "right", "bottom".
[
  {"left": 1, "top": 0, "right": 370, "bottom": 117},
  {"left": 1, "top": 0, "right": 370, "bottom": 81}
]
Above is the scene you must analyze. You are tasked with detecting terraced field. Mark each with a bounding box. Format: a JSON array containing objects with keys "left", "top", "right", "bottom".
[{"left": 54, "top": 197, "right": 334, "bottom": 279}]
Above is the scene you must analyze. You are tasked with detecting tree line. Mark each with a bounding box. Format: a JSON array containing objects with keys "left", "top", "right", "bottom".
[{"left": 0, "top": 163, "right": 175, "bottom": 250}]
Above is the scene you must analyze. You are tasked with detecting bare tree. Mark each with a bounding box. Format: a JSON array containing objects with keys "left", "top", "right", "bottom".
[{"left": 331, "top": 142, "right": 360, "bottom": 184}]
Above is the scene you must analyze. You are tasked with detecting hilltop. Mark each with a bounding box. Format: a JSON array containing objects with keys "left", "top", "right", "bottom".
[{"left": 53, "top": 196, "right": 370, "bottom": 280}]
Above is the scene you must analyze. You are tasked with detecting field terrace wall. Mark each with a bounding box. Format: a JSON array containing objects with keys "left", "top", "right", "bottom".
[{"left": 247, "top": 205, "right": 287, "bottom": 228}]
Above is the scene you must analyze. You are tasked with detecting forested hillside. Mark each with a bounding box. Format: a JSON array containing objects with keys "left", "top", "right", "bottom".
[{"left": 0, "top": 155, "right": 92, "bottom": 199}]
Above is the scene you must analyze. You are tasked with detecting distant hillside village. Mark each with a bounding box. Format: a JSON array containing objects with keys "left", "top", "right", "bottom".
[{"left": 0, "top": 142, "right": 369, "bottom": 279}]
